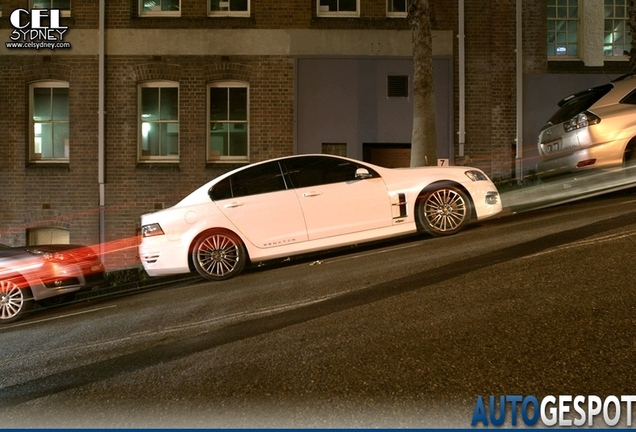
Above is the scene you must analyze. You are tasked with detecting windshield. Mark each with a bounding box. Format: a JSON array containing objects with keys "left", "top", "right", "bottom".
[{"left": 546, "top": 84, "right": 612, "bottom": 126}]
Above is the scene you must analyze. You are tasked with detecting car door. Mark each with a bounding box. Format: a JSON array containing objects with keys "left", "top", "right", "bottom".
[
  {"left": 284, "top": 156, "right": 392, "bottom": 241},
  {"left": 212, "top": 161, "right": 308, "bottom": 248}
]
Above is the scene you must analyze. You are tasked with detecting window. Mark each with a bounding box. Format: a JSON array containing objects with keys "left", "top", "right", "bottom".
[
  {"left": 30, "top": 81, "right": 69, "bottom": 162},
  {"left": 387, "top": 0, "right": 410, "bottom": 18},
  {"left": 604, "top": 0, "right": 632, "bottom": 57},
  {"left": 138, "top": 81, "right": 179, "bottom": 162},
  {"left": 209, "top": 0, "right": 249, "bottom": 17},
  {"left": 285, "top": 156, "right": 373, "bottom": 188},
  {"left": 28, "top": 227, "right": 69, "bottom": 245},
  {"left": 210, "top": 161, "right": 287, "bottom": 201},
  {"left": 140, "top": 0, "right": 181, "bottom": 16},
  {"left": 387, "top": 75, "right": 409, "bottom": 98},
  {"left": 31, "top": 0, "right": 71, "bottom": 17},
  {"left": 322, "top": 143, "right": 347, "bottom": 156},
  {"left": 208, "top": 82, "right": 249, "bottom": 163},
  {"left": 317, "top": 0, "right": 359, "bottom": 17},
  {"left": 547, "top": 0, "right": 579, "bottom": 57}
]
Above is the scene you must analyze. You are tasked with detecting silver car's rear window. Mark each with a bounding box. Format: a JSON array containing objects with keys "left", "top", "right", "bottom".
[{"left": 547, "top": 84, "right": 612, "bottom": 126}]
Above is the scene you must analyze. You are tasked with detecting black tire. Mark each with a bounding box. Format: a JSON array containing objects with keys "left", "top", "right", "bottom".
[
  {"left": 191, "top": 230, "right": 247, "bottom": 281},
  {"left": 416, "top": 184, "right": 471, "bottom": 236},
  {"left": 0, "top": 278, "right": 33, "bottom": 324}
]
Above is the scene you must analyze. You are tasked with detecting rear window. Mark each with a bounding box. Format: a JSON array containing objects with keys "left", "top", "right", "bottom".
[{"left": 547, "top": 84, "right": 612, "bottom": 126}]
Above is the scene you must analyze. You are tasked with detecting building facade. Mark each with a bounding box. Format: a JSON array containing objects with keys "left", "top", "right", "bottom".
[{"left": 0, "top": 0, "right": 632, "bottom": 269}]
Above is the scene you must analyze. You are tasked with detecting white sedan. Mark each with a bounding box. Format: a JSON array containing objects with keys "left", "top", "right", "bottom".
[{"left": 140, "top": 154, "right": 502, "bottom": 281}]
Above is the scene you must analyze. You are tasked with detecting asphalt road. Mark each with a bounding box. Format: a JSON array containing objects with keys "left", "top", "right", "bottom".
[{"left": 1, "top": 190, "right": 636, "bottom": 428}]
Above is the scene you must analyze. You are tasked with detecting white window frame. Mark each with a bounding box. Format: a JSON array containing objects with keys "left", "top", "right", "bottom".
[
  {"left": 138, "top": 81, "right": 180, "bottom": 163},
  {"left": 386, "top": 0, "right": 410, "bottom": 18},
  {"left": 30, "top": 80, "right": 70, "bottom": 163},
  {"left": 207, "top": 81, "right": 249, "bottom": 164},
  {"left": 547, "top": 0, "right": 579, "bottom": 59},
  {"left": 317, "top": 0, "right": 360, "bottom": 17},
  {"left": 139, "top": 0, "right": 181, "bottom": 17},
  {"left": 604, "top": 0, "right": 632, "bottom": 59},
  {"left": 208, "top": 0, "right": 250, "bottom": 17},
  {"left": 31, "top": 0, "right": 71, "bottom": 17}
]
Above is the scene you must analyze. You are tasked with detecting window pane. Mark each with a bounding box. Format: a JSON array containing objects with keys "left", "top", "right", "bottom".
[
  {"left": 339, "top": 0, "right": 357, "bottom": 12},
  {"left": 229, "top": 0, "right": 248, "bottom": 11},
  {"left": 320, "top": 0, "right": 338, "bottom": 12},
  {"left": 160, "top": 87, "right": 178, "bottom": 120},
  {"left": 52, "top": 88, "right": 69, "bottom": 121},
  {"left": 210, "top": 122, "right": 228, "bottom": 157},
  {"left": 53, "top": 122, "right": 69, "bottom": 158},
  {"left": 210, "top": 88, "right": 228, "bottom": 121},
  {"left": 33, "top": 88, "right": 51, "bottom": 121},
  {"left": 141, "top": 122, "right": 159, "bottom": 155},
  {"left": 161, "top": 122, "right": 179, "bottom": 155},
  {"left": 141, "top": 88, "right": 159, "bottom": 121},
  {"left": 229, "top": 162, "right": 285, "bottom": 198},
  {"left": 36, "top": 123, "right": 52, "bottom": 157},
  {"left": 229, "top": 87, "right": 247, "bottom": 121},
  {"left": 55, "top": 0, "right": 71, "bottom": 9},
  {"left": 389, "top": 0, "right": 408, "bottom": 13},
  {"left": 229, "top": 124, "right": 248, "bottom": 156}
]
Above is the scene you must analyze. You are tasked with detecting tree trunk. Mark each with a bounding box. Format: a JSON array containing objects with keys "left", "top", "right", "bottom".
[{"left": 408, "top": 0, "right": 438, "bottom": 167}]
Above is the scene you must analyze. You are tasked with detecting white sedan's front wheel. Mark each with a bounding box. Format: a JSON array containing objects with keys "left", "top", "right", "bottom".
[
  {"left": 191, "top": 230, "right": 247, "bottom": 281},
  {"left": 417, "top": 185, "right": 471, "bottom": 236},
  {"left": 0, "top": 279, "right": 33, "bottom": 324}
]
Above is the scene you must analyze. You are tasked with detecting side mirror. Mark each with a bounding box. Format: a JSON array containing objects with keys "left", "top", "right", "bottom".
[{"left": 355, "top": 168, "right": 372, "bottom": 179}]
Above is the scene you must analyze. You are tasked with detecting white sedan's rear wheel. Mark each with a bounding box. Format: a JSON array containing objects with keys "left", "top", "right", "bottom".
[
  {"left": 0, "top": 279, "right": 33, "bottom": 324},
  {"left": 191, "top": 230, "right": 247, "bottom": 281},
  {"left": 417, "top": 185, "right": 471, "bottom": 236}
]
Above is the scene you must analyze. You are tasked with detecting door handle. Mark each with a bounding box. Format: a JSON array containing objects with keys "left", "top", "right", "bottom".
[
  {"left": 224, "top": 202, "right": 244, "bottom": 208},
  {"left": 302, "top": 191, "right": 322, "bottom": 197}
]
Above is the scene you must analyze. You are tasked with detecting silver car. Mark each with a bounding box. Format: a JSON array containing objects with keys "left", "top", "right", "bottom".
[
  {"left": 537, "top": 74, "right": 636, "bottom": 178},
  {"left": 0, "top": 244, "right": 105, "bottom": 323}
]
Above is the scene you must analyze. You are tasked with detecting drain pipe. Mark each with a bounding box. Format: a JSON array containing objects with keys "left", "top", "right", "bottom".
[
  {"left": 458, "top": 0, "right": 465, "bottom": 161},
  {"left": 515, "top": 0, "right": 523, "bottom": 182},
  {"left": 98, "top": 0, "right": 106, "bottom": 260}
]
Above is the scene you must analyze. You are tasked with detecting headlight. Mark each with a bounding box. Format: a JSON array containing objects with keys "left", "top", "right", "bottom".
[
  {"left": 464, "top": 170, "right": 488, "bottom": 182},
  {"left": 141, "top": 223, "right": 165, "bottom": 238}
]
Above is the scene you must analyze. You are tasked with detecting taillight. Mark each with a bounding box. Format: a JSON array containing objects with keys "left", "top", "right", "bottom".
[{"left": 563, "top": 111, "right": 600, "bottom": 132}]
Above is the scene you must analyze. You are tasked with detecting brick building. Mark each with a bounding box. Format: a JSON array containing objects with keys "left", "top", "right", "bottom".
[{"left": 0, "top": 0, "right": 632, "bottom": 270}]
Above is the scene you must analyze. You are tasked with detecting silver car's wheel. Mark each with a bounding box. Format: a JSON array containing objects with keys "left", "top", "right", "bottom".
[
  {"left": 417, "top": 185, "right": 471, "bottom": 236},
  {"left": 192, "top": 230, "right": 247, "bottom": 281},
  {"left": 0, "top": 279, "right": 33, "bottom": 324}
]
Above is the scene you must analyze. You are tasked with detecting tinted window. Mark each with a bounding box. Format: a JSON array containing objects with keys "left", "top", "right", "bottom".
[
  {"left": 285, "top": 156, "right": 372, "bottom": 188},
  {"left": 547, "top": 84, "right": 612, "bottom": 126},
  {"left": 620, "top": 88, "right": 636, "bottom": 105},
  {"left": 209, "top": 161, "right": 287, "bottom": 200}
]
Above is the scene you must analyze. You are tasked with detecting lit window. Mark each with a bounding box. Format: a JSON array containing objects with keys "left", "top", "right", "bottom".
[
  {"left": 31, "top": 0, "right": 70, "bottom": 17},
  {"left": 28, "top": 227, "right": 69, "bottom": 245},
  {"left": 30, "top": 81, "right": 69, "bottom": 163},
  {"left": 547, "top": 0, "right": 579, "bottom": 57},
  {"left": 387, "top": 0, "right": 411, "bottom": 18},
  {"left": 604, "top": 0, "right": 632, "bottom": 57},
  {"left": 208, "top": 82, "right": 249, "bottom": 163},
  {"left": 138, "top": 81, "right": 179, "bottom": 162},
  {"left": 317, "top": 0, "right": 360, "bottom": 17},
  {"left": 209, "top": 0, "right": 250, "bottom": 17},
  {"left": 139, "top": 0, "right": 180, "bottom": 17}
]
